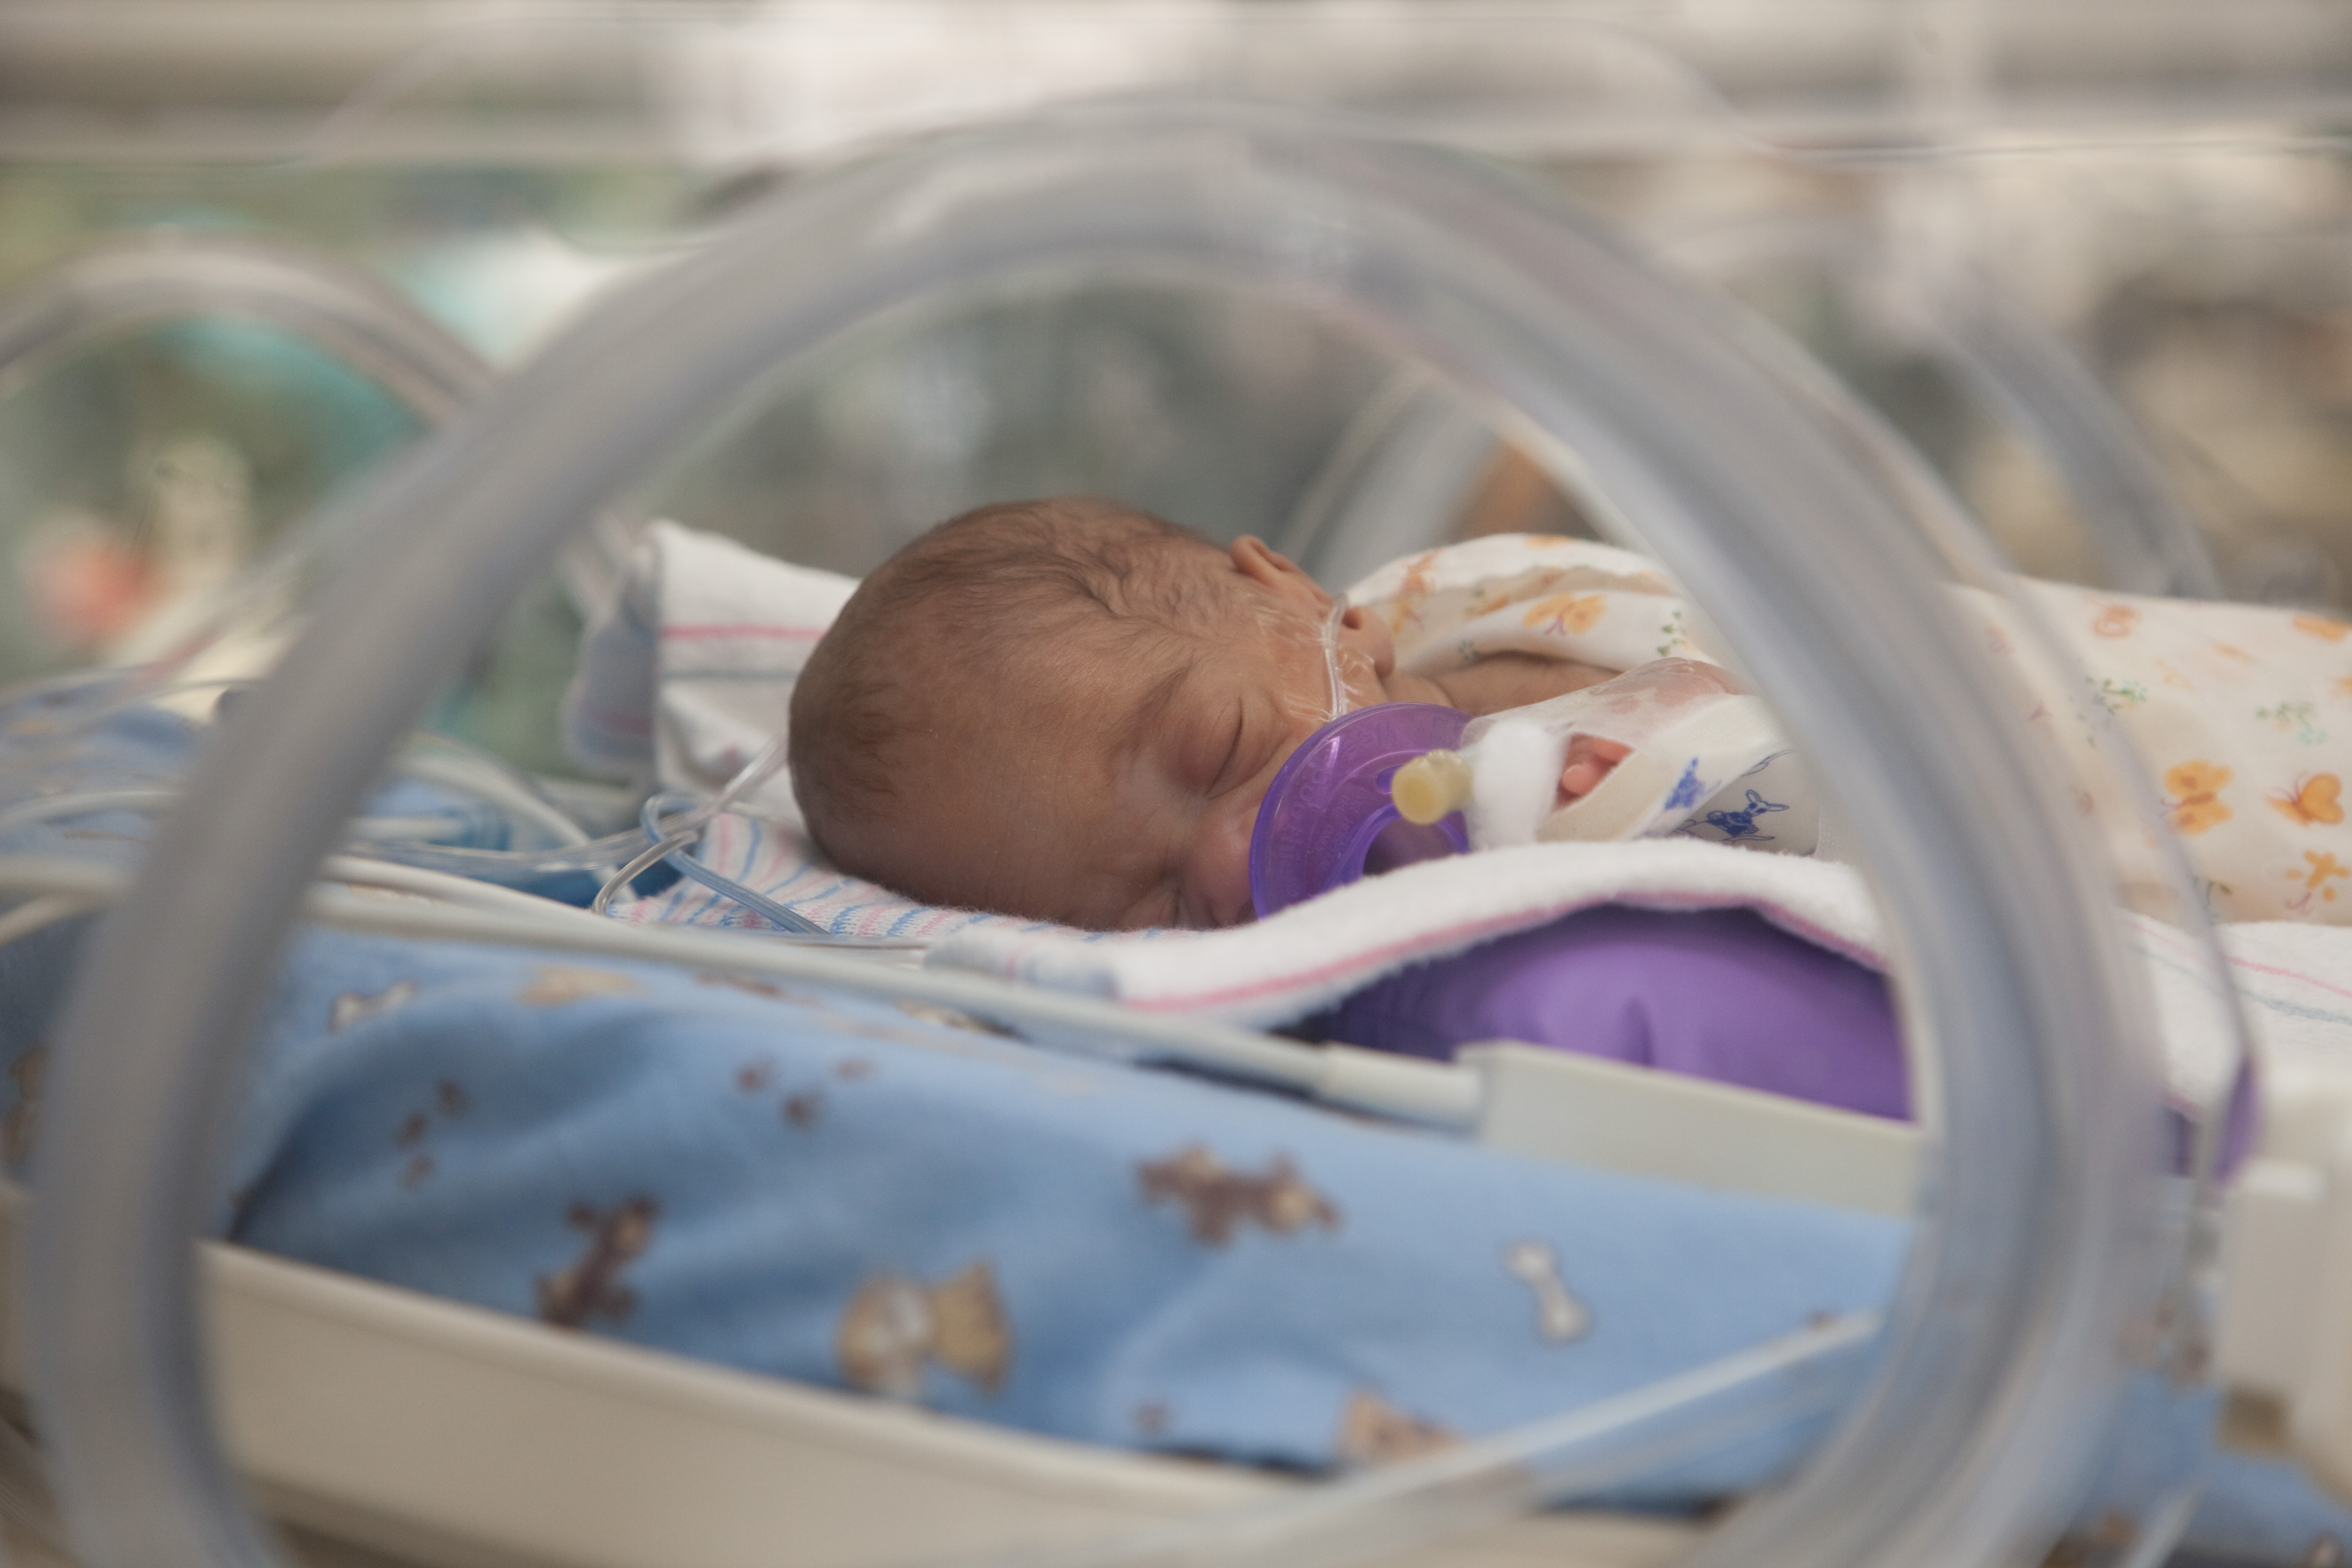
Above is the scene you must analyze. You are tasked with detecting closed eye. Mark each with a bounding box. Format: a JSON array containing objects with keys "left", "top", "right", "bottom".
[
  {"left": 1208, "top": 704, "right": 1247, "bottom": 795},
  {"left": 1128, "top": 879, "right": 1183, "bottom": 931}
]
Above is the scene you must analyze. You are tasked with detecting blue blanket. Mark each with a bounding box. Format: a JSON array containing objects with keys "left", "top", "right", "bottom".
[{"left": 0, "top": 910, "right": 1899, "bottom": 1494}]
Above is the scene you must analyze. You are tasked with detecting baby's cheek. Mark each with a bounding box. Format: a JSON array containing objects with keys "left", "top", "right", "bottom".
[{"left": 1192, "top": 800, "right": 1261, "bottom": 928}]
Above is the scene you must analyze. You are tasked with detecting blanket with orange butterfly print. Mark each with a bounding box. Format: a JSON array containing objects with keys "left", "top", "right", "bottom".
[
  {"left": 1349, "top": 536, "right": 2352, "bottom": 926},
  {"left": 1989, "top": 584, "right": 2352, "bottom": 924}
]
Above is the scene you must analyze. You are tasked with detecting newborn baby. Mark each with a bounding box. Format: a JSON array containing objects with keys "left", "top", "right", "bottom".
[
  {"left": 798, "top": 491, "right": 2352, "bottom": 930},
  {"left": 789, "top": 495, "right": 1905, "bottom": 1113},
  {"left": 788, "top": 495, "right": 1712, "bottom": 930}
]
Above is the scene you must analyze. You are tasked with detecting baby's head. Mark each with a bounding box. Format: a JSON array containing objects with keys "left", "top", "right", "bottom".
[{"left": 789, "top": 496, "right": 1398, "bottom": 929}]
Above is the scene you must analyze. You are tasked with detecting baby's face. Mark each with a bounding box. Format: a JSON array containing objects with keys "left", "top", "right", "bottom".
[{"left": 837, "top": 539, "right": 1398, "bottom": 929}]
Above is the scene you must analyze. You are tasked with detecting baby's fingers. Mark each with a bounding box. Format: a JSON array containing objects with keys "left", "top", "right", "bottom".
[{"left": 1558, "top": 735, "right": 1633, "bottom": 802}]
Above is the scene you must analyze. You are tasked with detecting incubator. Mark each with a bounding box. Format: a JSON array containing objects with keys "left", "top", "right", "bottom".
[
  {"left": 4, "top": 12, "right": 2352, "bottom": 1568},
  {"left": 0, "top": 103, "right": 2228, "bottom": 1566}
]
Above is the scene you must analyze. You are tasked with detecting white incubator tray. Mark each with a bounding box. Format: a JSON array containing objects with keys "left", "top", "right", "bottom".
[{"left": 0, "top": 1181, "right": 1694, "bottom": 1568}]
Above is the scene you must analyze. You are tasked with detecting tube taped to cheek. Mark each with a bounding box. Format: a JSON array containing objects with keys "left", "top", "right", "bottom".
[
  {"left": 1246, "top": 592, "right": 1360, "bottom": 730},
  {"left": 1323, "top": 596, "right": 1350, "bottom": 722},
  {"left": 1458, "top": 659, "right": 1826, "bottom": 852}
]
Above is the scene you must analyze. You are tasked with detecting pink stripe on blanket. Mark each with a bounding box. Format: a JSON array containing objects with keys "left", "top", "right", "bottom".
[
  {"left": 2225, "top": 953, "right": 2352, "bottom": 1003},
  {"left": 2130, "top": 914, "right": 2352, "bottom": 1002}
]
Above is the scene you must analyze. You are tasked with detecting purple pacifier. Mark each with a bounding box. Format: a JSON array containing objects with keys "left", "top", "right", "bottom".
[{"left": 1247, "top": 702, "right": 1471, "bottom": 918}]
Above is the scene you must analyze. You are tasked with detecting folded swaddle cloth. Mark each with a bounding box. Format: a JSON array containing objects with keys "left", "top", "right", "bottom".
[
  {"left": 1350, "top": 533, "right": 2352, "bottom": 922},
  {"left": 565, "top": 520, "right": 854, "bottom": 830}
]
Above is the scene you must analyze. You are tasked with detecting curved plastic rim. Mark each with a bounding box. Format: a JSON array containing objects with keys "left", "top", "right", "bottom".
[{"left": 0, "top": 232, "right": 492, "bottom": 420}]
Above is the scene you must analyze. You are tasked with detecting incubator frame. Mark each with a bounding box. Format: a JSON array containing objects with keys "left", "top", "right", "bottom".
[{"left": 24, "top": 103, "right": 2189, "bottom": 1568}]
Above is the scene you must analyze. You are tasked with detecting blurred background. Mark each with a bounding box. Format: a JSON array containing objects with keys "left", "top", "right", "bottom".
[{"left": 3, "top": 1, "right": 2350, "bottom": 771}]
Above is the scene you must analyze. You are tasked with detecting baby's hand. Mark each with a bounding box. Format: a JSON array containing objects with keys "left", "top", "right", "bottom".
[
  {"left": 1558, "top": 735, "right": 1632, "bottom": 800},
  {"left": 1552, "top": 658, "right": 1740, "bottom": 805}
]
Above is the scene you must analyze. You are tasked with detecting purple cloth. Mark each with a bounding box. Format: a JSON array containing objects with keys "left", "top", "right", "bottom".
[{"left": 1316, "top": 905, "right": 1911, "bottom": 1120}]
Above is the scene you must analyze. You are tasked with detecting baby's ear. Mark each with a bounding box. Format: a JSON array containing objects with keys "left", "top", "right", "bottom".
[{"left": 1229, "top": 537, "right": 1325, "bottom": 608}]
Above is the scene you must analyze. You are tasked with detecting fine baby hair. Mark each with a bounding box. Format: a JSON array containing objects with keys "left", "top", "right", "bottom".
[{"left": 787, "top": 495, "right": 1225, "bottom": 842}]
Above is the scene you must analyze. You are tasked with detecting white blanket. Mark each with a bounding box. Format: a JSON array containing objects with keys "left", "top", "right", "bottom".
[
  {"left": 564, "top": 520, "right": 855, "bottom": 830},
  {"left": 930, "top": 834, "right": 2290, "bottom": 1119},
  {"left": 932, "top": 836, "right": 1879, "bottom": 1019},
  {"left": 2138, "top": 914, "right": 2352, "bottom": 1092}
]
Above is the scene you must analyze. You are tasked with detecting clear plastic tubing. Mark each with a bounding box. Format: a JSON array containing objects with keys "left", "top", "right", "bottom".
[{"left": 29, "top": 103, "right": 2174, "bottom": 1568}]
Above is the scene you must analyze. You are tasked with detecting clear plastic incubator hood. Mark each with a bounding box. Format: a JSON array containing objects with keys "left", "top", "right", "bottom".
[
  {"left": 0, "top": 232, "right": 495, "bottom": 694},
  {"left": 0, "top": 101, "right": 2292, "bottom": 1568}
]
